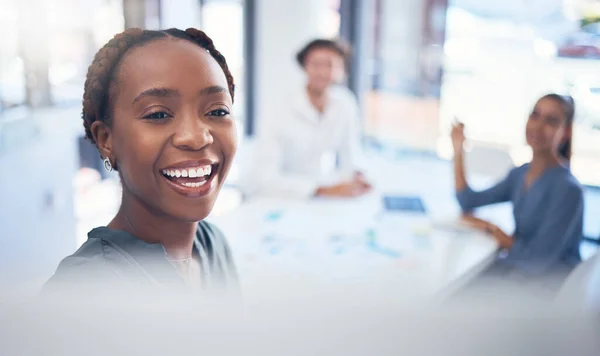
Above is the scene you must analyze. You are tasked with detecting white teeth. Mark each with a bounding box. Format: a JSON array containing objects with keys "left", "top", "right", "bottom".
[
  {"left": 181, "top": 181, "right": 207, "bottom": 188},
  {"left": 162, "top": 165, "right": 214, "bottom": 179}
]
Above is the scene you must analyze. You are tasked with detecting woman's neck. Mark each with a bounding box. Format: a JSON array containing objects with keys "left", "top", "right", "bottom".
[
  {"left": 108, "top": 190, "right": 197, "bottom": 260},
  {"left": 529, "top": 151, "right": 561, "bottom": 173},
  {"left": 306, "top": 84, "right": 328, "bottom": 113},
  {"left": 307, "top": 83, "right": 327, "bottom": 97}
]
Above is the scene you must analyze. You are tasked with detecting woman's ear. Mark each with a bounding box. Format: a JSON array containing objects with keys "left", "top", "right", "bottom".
[{"left": 90, "top": 121, "right": 113, "bottom": 160}]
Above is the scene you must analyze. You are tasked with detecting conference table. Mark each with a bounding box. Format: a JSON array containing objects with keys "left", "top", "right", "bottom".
[{"left": 208, "top": 155, "right": 502, "bottom": 303}]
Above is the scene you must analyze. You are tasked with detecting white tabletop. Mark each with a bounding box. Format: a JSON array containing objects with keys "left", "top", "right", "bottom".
[{"left": 208, "top": 160, "right": 500, "bottom": 302}]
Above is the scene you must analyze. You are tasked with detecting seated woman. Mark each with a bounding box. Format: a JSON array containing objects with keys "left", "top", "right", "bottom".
[
  {"left": 247, "top": 39, "right": 371, "bottom": 199},
  {"left": 43, "top": 28, "right": 238, "bottom": 294},
  {"left": 451, "top": 94, "right": 584, "bottom": 292}
]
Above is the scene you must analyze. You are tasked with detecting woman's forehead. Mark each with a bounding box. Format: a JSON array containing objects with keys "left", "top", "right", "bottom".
[
  {"left": 114, "top": 38, "right": 228, "bottom": 97},
  {"left": 306, "top": 47, "right": 343, "bottom": 60},
  {"left": 535, "top": 97, "right": 564, "bottom": 113}
]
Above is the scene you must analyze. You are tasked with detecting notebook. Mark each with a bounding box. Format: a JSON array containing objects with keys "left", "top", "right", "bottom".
[{"left": 383, "top": 196, "right": 427, "bottom": 214}]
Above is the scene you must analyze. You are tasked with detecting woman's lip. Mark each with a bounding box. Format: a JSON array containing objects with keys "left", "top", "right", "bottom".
[{"left": 161, "top": 170, "right": 217, "bottom": 198}]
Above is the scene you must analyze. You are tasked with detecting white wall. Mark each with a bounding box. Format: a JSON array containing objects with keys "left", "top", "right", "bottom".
[{"left": 254, "top": 0, "right": 332, "bottom": 136}]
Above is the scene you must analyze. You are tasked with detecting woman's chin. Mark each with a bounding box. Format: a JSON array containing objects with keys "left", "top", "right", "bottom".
[
  {"left": 527, "top": 140, "right": 541, "bottom": 150},
  {"left": 529, "top": 146, "right": 553, "bottom": 156},
  {"left": 157, "top": 182, "right": 223, "bottom": 222},
  {"left": 181, "top": 211, "right": 212, "bottom": 223},
  {"left": 163, "top": 203, "right": 215, "bottom": 223}
]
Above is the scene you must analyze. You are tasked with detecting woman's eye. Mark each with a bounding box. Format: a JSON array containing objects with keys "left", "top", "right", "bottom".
[
  {"left": 143, "top": 111, "right": 172, "bottom": 120},
  {"left": 207, "top": 109, "right": 230, "bottom": 117}
]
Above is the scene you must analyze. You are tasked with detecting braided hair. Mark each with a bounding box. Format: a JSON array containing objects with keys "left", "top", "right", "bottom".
[{"left": 82, "top": 28, "right": 235, "bottom": 144}]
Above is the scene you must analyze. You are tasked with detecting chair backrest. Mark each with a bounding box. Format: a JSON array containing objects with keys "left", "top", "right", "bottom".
[
  {"left": 465, "top": 141, "right": 514, "bottom": 182},
  {"left": 555, "top": 252, "right": 600, "bottom": 312}
]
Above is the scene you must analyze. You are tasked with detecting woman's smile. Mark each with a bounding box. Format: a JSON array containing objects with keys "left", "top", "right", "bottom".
[{"left": 159, "top": 160, "right": 219, "bottom": 198}]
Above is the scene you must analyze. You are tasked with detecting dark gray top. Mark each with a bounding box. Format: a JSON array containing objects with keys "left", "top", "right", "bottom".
[
  {"left": 457, "top": 163, "right": 584, "bottom": 277},
  {"left": 43, "top": 221, "right": 238, "bottom": 295}
]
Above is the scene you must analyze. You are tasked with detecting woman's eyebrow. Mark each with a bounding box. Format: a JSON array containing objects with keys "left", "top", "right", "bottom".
[
  {"left": 132, "top": 87, "right": 180, "bottom": 106},
  {"left": 198, "top": 85, "right": 229, "bottom": 97}
]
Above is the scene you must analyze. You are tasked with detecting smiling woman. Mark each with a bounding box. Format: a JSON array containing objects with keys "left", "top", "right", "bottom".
[{"left": 43, "top": 28, "right": 239, "bottom": 296}]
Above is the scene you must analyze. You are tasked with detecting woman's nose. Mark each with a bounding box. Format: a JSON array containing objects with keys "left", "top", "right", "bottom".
[{"left": 171, "top": 114, "right": 214, "bottom": 151}]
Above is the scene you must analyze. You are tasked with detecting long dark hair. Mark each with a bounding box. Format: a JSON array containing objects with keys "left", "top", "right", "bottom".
[{"left": 538, "top": 93, "right": 575, "bottom": 161}]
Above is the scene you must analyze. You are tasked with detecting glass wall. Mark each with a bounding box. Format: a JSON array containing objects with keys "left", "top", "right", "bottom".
[
  {"left": 47, "top": 0, "right": 124, "bottom": 106},
  {"left": 200, "top": 0, "right": 246, "bottom": 139},
  {"left": 355, "top": 0, "right": 600, "bottom": 188},
  {"left": 0, "top": 0, "right": 25, "bottom": 112},
  {"left": 361, "top": 0, "right": 447, "bottom": 151},
  {"left": 0, "top": 0, "right": 124, "bottom": 113},
  {"left": 439, "top": 0, "right": 600, "bottom": 187},
  {"left": 324, "top": 0, "right": 342, "bottom": 38}
]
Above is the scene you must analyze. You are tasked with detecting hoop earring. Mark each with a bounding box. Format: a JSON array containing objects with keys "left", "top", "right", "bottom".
[{"left": 103, "top": 157, "right": 113, "bottom": 172}]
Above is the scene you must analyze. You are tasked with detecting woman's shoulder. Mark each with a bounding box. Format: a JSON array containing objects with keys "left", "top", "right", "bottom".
[
  {"left": 61, "top": 227, "right": 140, "bottom": 262},
  {"left": 42, "top": 228, "right": 142, "bottom": 294},
  {"left": 42, "top": 240, "right": 121, "bottom": 295},
  {"left": 553, "top": 165, "right": 584, "bottom": 194},
  {"left": 501, "top": 163, "right": 528, "bottom": 182},
  {"left": 512, "top": 163, "right": 583, "bottom": 193},
  {"left": 197, "top": 221, "right": 232, "bottom": 258},
  {"left": 511, "top": 163, "right": 529, "bottom": 175},
  {"left": 329, "top": 85, "right": 358, "bottom": 105},
  {"left": 52, "top": 228, "right": 116, "bottom": 267},
  {"left": 197, "top": 221, "right": 238, "bottom": 283}
]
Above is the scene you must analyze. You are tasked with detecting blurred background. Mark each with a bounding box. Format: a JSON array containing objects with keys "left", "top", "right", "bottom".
[{"left": 1, "top": 0, "right": 599, "bottom": 293}]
